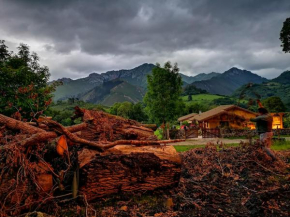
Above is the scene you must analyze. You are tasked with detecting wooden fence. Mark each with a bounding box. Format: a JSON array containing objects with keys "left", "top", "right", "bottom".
[{"left": 202, "top": 128, "right": 221, "bottom": 138}]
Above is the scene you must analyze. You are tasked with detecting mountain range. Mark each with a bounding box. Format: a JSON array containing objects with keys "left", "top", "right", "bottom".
[
  {"left": 52, "top": 64, "right": 280, "bottom": 106},
  {"left": 53, "top": 63, "right": 154, "bottom": 102},
  {"left": 52, "top": 63, "right": 222, "bottom": 104}
]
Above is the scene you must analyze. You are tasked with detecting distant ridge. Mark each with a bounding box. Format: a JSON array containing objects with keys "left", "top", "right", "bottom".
[
  {"left": 180, "top": 72, "right": 220, "bottom": 84},
  {"left": 188, "top": 67, "right": 268, "bottom": 95},
  {"left": 52, "top": 63, "right": 154, "bottom": 101},
  {"left": 271, "top": 70, "right": 290, "bottom": 84}
]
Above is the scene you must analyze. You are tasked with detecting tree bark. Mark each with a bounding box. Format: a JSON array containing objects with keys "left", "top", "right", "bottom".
[
  {"left": 1, "top": 111, "right": 183, "bottom": 204},
  {"left": 78, "top": 144, "right": 182, "bottom": 201},
  {"left": 0, "top": 114, "right": 87, "bottom": 135},
  {"left": 0, "top": 114, "right": 45, "bottom": 134}
]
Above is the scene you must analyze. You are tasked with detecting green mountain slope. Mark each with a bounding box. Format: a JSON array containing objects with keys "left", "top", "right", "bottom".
[
  {"left": 53, "top": 63, "right": 154, "bottom": 101},
  {"left": 79, "top": 79, "right": 145, "bottom": 106},
  {"left": 53, "top": 63, "right": 223, "bottom": 102},
  {"left": 188, "top": 67, "right": 268, "bottom": 96},
  {"left": 180, "top": 72, "right": 220, "bottom": 84},
  {"left": 101, "top": 63, "right": 155, "bottom": 88},
  {"left": 271, "top": 70, "right": 290, "bottom": 84},
  {"left": 52, "top": 73, "right": 105, "bottom": 101}
]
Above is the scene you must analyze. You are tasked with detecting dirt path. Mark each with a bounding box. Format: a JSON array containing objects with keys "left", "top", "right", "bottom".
[{"left": 169, "top": 136, "right": 290, "bottom": 146}]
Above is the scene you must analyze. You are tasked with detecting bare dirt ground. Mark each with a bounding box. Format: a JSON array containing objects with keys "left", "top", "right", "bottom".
[{"left": 169, "top": 136, "right": 290, "bottom": 146}]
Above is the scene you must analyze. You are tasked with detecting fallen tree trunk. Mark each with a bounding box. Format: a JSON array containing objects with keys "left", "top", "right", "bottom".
[
  {"left": 0, "top": 113, "right": 87, "bottom": 135},
  {"left": 73, "top": 107, "right": 157, "bottom": 141},
  {"left": 0, "top": 109, "right": 183, "bottom": 215},
  {"left": 141, "top": 124, "right": 158, "bottom": 131},
  {"left": 78, "top": 145, "right": 182, "bottom": 201}
]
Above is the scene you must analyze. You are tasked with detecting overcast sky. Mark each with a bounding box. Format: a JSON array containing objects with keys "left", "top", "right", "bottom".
[{"left": 1, "top": 0, "right": 289, "bottom": 80}]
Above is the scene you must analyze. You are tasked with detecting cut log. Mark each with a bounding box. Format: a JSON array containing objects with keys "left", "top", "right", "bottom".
[
  {"left": 74, "top": 107, "right": 157, "bottom": 141},
  {"left": 78, "top": 145, "right": 182, "bottom": 201},
  {"left": 0, "top": 114, "right": 46, "bottom": 134},
  {"left": 141, "top": 124, "right": 158, "bottom": 131},
  {"left": 0, "top": 113, "right": 87, "bottom": 135}
]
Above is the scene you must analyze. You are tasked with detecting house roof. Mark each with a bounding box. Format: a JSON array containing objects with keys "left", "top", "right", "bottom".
[
  {"left": 190, "top": 105, "right": 256, "bottom": 122},
  {"left": 178, "top": 113, "right": 197, "bottom": 122}
]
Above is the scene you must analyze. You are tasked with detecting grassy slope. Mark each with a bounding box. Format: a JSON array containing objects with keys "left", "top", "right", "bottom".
[
  {"left": 53, "top": 79, "right": 98, "bottom": 101},
  {"left": 182, "top": 94, "right": 247, "bottom": 105},
  {"left": 101, "top": 82, "right": 145, "bottom": 106},
  {"left": 182, "top": 94, "right": 225, "bottom": 104}
]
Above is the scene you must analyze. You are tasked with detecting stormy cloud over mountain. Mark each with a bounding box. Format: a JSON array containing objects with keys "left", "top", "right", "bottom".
[{"left": 0, "top": 0, "right": 289, "bottom": 80}]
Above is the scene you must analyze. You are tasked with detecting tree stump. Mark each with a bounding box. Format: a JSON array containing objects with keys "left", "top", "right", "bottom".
[{"left": 78, "top": 145, "right": 181, "bottom": 201}]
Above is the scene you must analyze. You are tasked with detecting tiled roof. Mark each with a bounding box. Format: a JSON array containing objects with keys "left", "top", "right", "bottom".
[
  {"left": 191, "top": 105, "right": 234, "bottom": 121},
  {"left": 179, "top": 105, "right": 257, "bottom": 122},
  {"left": 191, "top": 105, "right": 258, "bottom": 122},
  {"left": 178, "top": 113, "right": 198, "bottom": 122}
]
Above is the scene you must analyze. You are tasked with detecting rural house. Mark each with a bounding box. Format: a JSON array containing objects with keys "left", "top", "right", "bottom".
[
  {"left": 177, "top": 113, "right": 197, "bottom": 124},
  {"left": 178, "top": 105, "right": 284, "bottom": 130}
]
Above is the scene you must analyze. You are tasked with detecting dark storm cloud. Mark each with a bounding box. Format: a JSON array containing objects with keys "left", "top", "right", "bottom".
[{"left": 0, "top": 0, "right": 289, "bottom": 79}]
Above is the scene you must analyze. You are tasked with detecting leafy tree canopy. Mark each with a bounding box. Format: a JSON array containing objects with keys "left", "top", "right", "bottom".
[
  {"left": 0, "top": 40, "right": 57, "bottom": 120},
  {"left": 280, "top": 17, "right": 290, "bottom": 53},
  {"left": 144, "top": 61, "right": 185, "bottom": 125},
  {"left": 188, "top": 95, "right": 192, "bottom": 101},
  {"left": 184, "top": 103, "right": 210, "bottom": 115},
  {"left": 182, "top": 84, "right": 208, "bottom": 96},
  {"left": 262, "top": 96, "right": 286, "bottom": 113},
  {"left": 109, "top": 101, "right": 148, "bottom": 122},
  {"left": 212, "top": 97, "right": 236, "bottom": 105}
]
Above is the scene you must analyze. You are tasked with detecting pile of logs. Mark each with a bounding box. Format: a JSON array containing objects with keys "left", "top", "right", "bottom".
[{"left": 0, "top": 107, "right": 182, "bottom": 215}]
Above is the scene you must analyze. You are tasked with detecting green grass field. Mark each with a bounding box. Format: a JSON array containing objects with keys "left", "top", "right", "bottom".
[
  {"left": 182, "top": 94, "right": 248, "bottom": 105},
  {"left": 182, "top": 94, "right": 225, "bottom": 104},
  {"left": 174, "top": 143, "right": 239, "bottom": 152},
  {"left": 174, "top": 140, "right": 290, "bottom": 152}
]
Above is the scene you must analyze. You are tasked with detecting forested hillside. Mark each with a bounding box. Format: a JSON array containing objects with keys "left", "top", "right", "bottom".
[{"left": 233, "top": 71, "right": 290, "bottom": 109}]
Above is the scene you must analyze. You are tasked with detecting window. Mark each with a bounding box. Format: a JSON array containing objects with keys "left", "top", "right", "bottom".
[{"left": 220, "top": 121, "right": 229, "bottom": 128}]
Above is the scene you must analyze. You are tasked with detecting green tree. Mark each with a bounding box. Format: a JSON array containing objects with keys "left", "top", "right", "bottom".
[
  {"left": 109, "top": 101, "right": 148, "bottom": 122},
  {"left": 109, "top": 102, "right": 122, "bottom": 115},
  {"left": 262, "top": 96, "right": 286, "bottom": 113},
  {"left": 188, "top": 95, "right": 192, "bottom": 101},
  {"left": 0, "top": 40, "right": 57, "bottom": 120},
  {"left": 117, "top": 102, "right": 133, "bottom": 119},
  {"left": 186, "top": 102, "right": 207, "bottom": 114},
  {"left": 280, "top": 17, "right": 290, "bottom": 53},
  {"left": 144, "top": 61, "right": 184, "bottom": 125},
  {"left": 212, "top": 97, "right": 235, "bottom": 105},
  {"left": 182, "top": 84, "right": 208, "bottom": 96},
  {"left": 131, "top": 102, "right": 148, "bottom": 122},
  {"left": 0, "top": 40, "right": 10, "bottom": 62}
]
